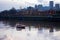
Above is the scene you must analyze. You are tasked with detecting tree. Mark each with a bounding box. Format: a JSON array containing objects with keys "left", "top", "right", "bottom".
[{"left": 8, "top": 7, "right": 17, "bottom": 17}]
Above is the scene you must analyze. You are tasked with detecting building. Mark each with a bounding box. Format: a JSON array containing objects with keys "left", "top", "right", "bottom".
[
  {"left": 35, "top": 5, "right": 38, "bottom": 10},
  {"left": 49, "top": 1, "right": 54, "bottom": 9},
  {"left": 55, "top": 4, "right": 60, "bottom": 10},
  {"left": 37, "top": 5, "right": 43, "bottom": 11}
]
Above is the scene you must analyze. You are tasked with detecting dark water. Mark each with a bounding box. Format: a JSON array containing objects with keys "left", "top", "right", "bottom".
[{"left": 0, "top": 20, "right": 60, "bottom": 40}]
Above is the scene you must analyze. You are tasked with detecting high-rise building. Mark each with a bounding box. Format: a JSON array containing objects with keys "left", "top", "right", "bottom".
[
  {"left": 35, "top": 5, "right": 38, "bottom": 9},
  {"left": 49, "top": 1, "right": 54, "bottom": 9},
  {"left": 38, "top": 5, "right": 42, "bottom": 8},
  {"left": 37, "top": 5, "right": 43, "bottom": 11},
  {"left": 55, "top": 4, "right": 60, "bottom": 10}
]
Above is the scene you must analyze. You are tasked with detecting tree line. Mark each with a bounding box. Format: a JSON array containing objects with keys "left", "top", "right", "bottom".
[{"left": 0, "top": 7, "right": 60, "bottom": 18}]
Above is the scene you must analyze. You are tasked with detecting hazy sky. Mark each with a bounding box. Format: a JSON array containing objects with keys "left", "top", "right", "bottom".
[{"left": 0, "top": 0, "right": 60, "bottom": 11}]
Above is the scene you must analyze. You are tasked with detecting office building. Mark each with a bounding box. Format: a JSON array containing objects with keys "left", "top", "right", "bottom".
[
  {"left": 55, "top": 4, "right": 60, "bottom": 10},
  {"left": 49, "top": 1, "right": 54, "bottom": 9}
]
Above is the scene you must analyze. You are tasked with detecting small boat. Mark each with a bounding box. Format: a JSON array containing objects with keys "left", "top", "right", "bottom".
[{"left": 16, "top": 24, "right": 25, "bottom": 30}]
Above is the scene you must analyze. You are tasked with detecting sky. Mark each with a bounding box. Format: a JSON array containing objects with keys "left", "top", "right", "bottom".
[{"left": 0, "top": 0, "right": 60, "bottom": 11}]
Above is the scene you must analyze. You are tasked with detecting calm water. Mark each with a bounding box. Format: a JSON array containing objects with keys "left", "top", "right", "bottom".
[{"left": 0, "top": 20, "right": 60, "bottom": 40}]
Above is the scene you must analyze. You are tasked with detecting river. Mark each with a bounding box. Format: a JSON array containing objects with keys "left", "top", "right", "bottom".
[{"left": 0, "top": 20, "right": 60, "bottom": 40}]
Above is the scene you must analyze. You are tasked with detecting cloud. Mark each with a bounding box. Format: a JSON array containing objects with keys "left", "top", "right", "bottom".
[
  {"left": 37, "top": 0, "right": 43, "bottom": 2},
  {"left": 0, "top": 0, "right": 27, "bottom": 11}
]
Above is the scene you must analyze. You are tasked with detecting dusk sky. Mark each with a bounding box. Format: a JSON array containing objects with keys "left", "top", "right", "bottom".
[{"left": 0, "top": 0, "right": 60, "bottom": 11}]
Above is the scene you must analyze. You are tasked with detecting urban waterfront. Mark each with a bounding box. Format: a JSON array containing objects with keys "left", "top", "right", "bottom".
[
  {"left": 0, "top": 20, "right": 60, "bottom": 40},
  {"left": 0, "top": 0, "right": 60, "bottom": 40}
]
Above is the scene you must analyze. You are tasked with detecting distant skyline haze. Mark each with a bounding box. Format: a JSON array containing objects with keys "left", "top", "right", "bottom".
[{"left": 0, "top": 0, "right": 60, "bottom": 11}]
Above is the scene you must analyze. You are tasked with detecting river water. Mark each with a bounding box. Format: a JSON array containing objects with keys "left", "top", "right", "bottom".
[{"left": 0, "top": 20, "right": 60, "bottom": 40}]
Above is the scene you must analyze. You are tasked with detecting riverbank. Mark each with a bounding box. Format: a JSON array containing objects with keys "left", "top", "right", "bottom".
[{"left": 0, "top": 16, "right": 60, "bottom": 22}]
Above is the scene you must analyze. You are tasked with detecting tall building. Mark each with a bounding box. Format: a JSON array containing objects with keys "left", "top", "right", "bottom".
[
  {"left": 37, "top": 5, "right": 43, "bottom": 11},
  {"left": 35, "top": 5, "right": 38, "bottom": 10},
  {"left": 49, "top": 1, "right": 54, "bottom": 9},
  {"left": 55, "top": 4, "right": 60, "bottom": 10}
]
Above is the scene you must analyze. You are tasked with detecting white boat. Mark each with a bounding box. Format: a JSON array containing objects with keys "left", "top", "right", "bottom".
[{"left": 16, "top": 24, "right": 25, "bottom": 30}]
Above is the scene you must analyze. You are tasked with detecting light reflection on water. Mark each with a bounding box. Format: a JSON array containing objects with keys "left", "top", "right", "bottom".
[{"left": 0, "top": 21, "right": 60, "bottom": 40}]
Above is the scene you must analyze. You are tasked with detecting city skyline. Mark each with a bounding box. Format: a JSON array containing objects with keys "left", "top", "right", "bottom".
[{"left": 0, "top": 0, "right": 60, "bottom": 11}]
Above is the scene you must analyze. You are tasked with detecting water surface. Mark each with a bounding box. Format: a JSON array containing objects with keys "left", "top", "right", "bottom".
[{"left": 0, "top": 20, "right": 60, "bottom": 40}]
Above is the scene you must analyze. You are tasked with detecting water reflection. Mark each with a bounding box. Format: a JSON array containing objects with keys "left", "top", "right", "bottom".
[
  {"left": 0, "top": 20, "right": 60, "bottom": 40},
  {"left": 49, "top": 26, "right": 54, "bottom": 33}
]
